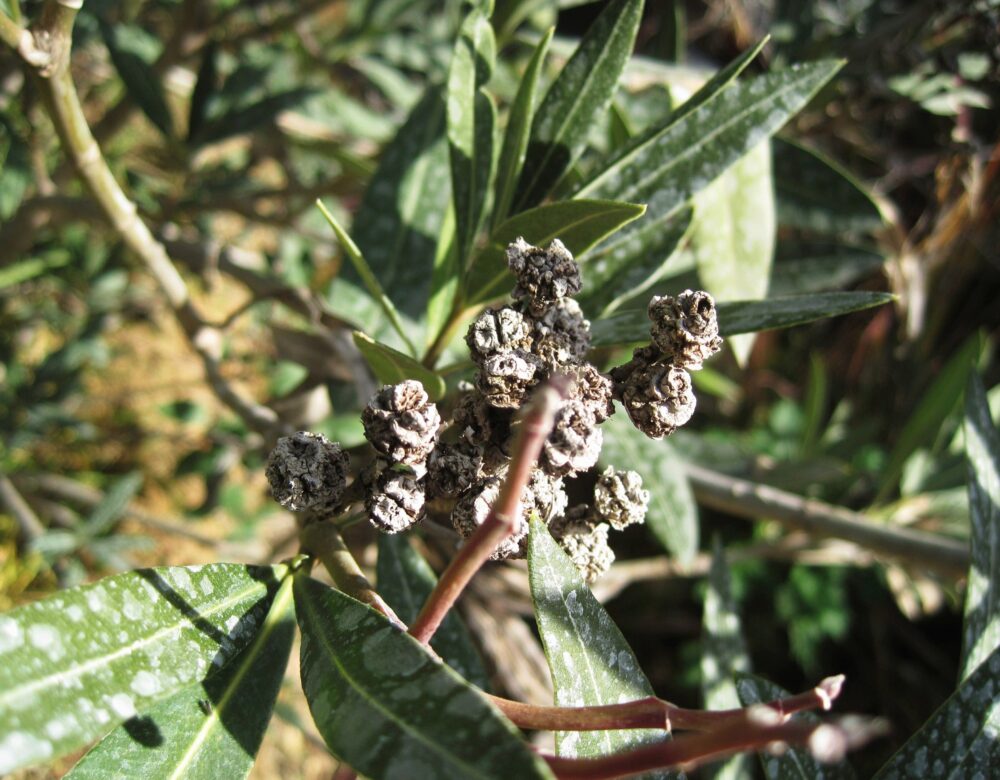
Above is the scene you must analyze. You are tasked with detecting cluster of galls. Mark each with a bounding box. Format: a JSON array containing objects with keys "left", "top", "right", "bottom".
[{"left": 265, "top": 238, "right": 722, "bottom": 582}]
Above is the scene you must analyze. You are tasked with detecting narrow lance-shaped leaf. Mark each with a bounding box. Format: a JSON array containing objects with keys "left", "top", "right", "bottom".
[
  {"left": 491, "top": 27, "right": 553, "bottom": 229},
  {"left": 600, "top": 413, "right": 698, "bottom": 563},
  {"left": 0, "top": 564, "right": 286, "bottom": 774},
  {"left": 80, "top": 472, "right": 144, "bottom": 538},
  {"left": 100, "top": 21, "right": 175, "bottom": 139},
  {"left": 590, "top": 291, "right": 895, "bottom": 348},
  {"left": 353, "top": 331, "right": 447, "bottom": 401},
  {"left": 702, "top": 542, "right": 753, "bottom": 780},
  {"left": 65, "top": 573, "right": 296, "bottom": 780},
  {"left": 528, "top": 517, "right": 675, "bottom": 779},
  {"left": 736, "top": 675, "right": 856, "bottom": 780},
  {"left": 464, "top": 199, "right": 645, "bottom": 306},
  {"left": 769, "top": 241, "right": 885, "bottom": 297},
  {"left": 318, "top": 200, "right": 417, "bottom": 356},
  {"left": 575, "top": 61, "right": 842, "bottom": 277},
  {"left": 873, "top": 643, "right": 1000, "bottom": 778},
  {"left": 772, "top": 137, "right": 883, "bottom": 234},
  {"left": 294, "top": 574, "right": 553, "bottom": 780},
  {"left": 691, "top": 140, "right": 775, "bottom": 366},
  {"left": 329, "top": 87, "right": 451, "bottom": 329},
  {"left": 960, "top": 372, "right": 1000, "bottom": 682},
  {"left": 448, "top": 8, "right": 497, "bottom": 262},
  {"left": 513, "top": 0, "right": 644, "bottom": 211},
  {"left": 376, "top": 534, "right": 489, "bottom": 689}
]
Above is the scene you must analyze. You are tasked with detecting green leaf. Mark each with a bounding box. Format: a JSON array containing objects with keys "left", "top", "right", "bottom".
[
  {"left": 318, "top": 201, "right": 417, "bottom": 355},
  {"left": 100, "top": 22, "right": 174, "bottom": 139},
  {"left": 513, "top": 0, "right": 644, "bottom": 210},
  {"left": 353, "top": 331, "right": 447, "bottom": 401},
  {"left": 193, "top": 89, "right": 315, "bottom": 145},
  {"left": 960, "top": 372, "right": 1000, "bottom": 682},
  {"left": 527, "top": 517, "right": 674, "bottom": 777},
  {"left": 80, "top": 472, "right": 144, "bottom": 538},
  {"left": 690, "top": 140, "right": 775, "bottom": 366},
  {"left": 448, "top": 9, "right": 497, "bottom": 261},
  {"left": 465, "top": 199, "right": 645, "bottom": 306},
  {"left": 577, "top": 208, "right": 691, "bottom": 318},
  {"left": 0, "top": 126, "right": 31, "bottom": 221},
  {"left": 600, "top": 413, "right": 698, "bottom": 562},
  {"left": 772, "top": 138, "right": 883, "bottom": 234},
  {"left": 873, "top": 643, "right": 1000, "bottom": 779},
  {"left": 0, "top": 564, "right": 286, "bottom": 774},
  {"left": 492, "top": 27, "right": 553, "bottom": 228},
  {"left": 65, "top": 574, "right": 296, "bottom": 779},
  {"left": 575, "top": 61, "right": 842, "bottom": 277},
  {"left": 877, "top": 335, "right": 982, "bottom": 503},
  {"left": 736, "top": 675, "right": 856, "bottom": 780},
  {"left": 0, "top": 254, "right": 72, "bottom": 290},
  {"left": 376, "top": 535, "right": 489, "bottom": 689},
  {"left": 590, "top": 291, "right": 895, "bottom": 347},
  {"left": 337, "top": 87, "right": 451, "bottom": 329},
  {"left": 186, "top": 41, "right": 218, "bottom": 142},
  {"left": 702, "top": 543, "right": 753, "bottom": 780},
  {"left": 294, "top": 575, "right": 553, "bottom": 780},
  {"left": 770, "top": 241, "right": 884, "bottom": 297}
]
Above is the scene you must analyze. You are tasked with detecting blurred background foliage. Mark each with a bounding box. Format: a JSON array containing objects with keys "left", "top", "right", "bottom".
[{"left": 0, "top": 0, "right": 998, "bottom": 776}]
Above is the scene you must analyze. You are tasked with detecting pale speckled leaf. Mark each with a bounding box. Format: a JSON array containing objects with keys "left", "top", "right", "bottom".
[
  {"left": 590, "top": 292, "right": 895, "bottom": 348},
  {"left": 691, "top": 141, "right": 775, "bottom": 366},
  {"left": 352, "top": 331, "right": 447, "bottom": 401},
  {"left": 574, "top": 61, "right": 841, "bottom": 282},
  {"left": 492, "top": 27, "right": 553, "bottom": 227},
  {"left": 527, "top": 517, "right": 675, "bottom": 779},
  {"left": 702, "top": 543, "right": 752, "bottom": 780},
  {"left": 872, "top": 644, "right": 1000, "bottom": 778},
  {"left": 376, "top": 534, "right": 489, "bottom": 689},
  {"left": 736, "top": 675, "right": 856, "bottom": 780},
  {"left": 336, "top": 87, "right": 451, "bottom": 324},
  {"left": 65, "top": 575, "right": 295, "bottom": 779},
  {"left": 600, "top": 412, "right": 698, "bottom": 562},
  {"left": 0, "top": 564, "right": 286, "bottom": 775},
  {"left": 578, "top": 208, "right": 692, "bottom": 318},
  {"left": 773, "top": 138, "right": 883, "bottom": 234},
  {"left": 448, "top": 9, "right": 497, "bottom": 260},
  {"left": 513, "top": 0, "right": 644, "bottom": 210},
  {"left": 960, "top": 373, "right": 1000, "bottom": 682},
  {"left": 464, "top": 199, "right": 645, "bottom": 306},
  {"left": 294, "top": 575, "right": 553, "bottom": 780}
]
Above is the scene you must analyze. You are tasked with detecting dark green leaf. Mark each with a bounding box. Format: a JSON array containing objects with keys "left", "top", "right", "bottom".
[
  {"left": 186, "top": 41, "right": 218, "bottom": 142},
  {"left": 590, "top": 292, "right": 894, "bottom": 347},
  {"left": 0, "top": 564, "right": 286, "bottom": 774},
  {"left": 513, "top": 0, "right": 644, "bottom": 210},
  {"left": 574, "top": 60, "right": 842, "bottom": 275},
  {"left": 194, "top": 89, "right": 315, "bottom": 145},
  {"left": 877, "top": 335, "right": 982, "bottom": 502},
  {"left": 960, "top": 373, "right": 1000, "bottom": 682},
  {"left": 353, "top": 331, "right": 447, "bottom": 401},
  {"left": 465, "top": 199, "right": 645, "bottom": 306},
  {"left": 0, "top": 255, "right": 72, "bottom": 290},
  {"left": 690, "top": 141, "right": 774, "bottom": 366},
  {"left": 702, "top": 543, "right": 753, "bottom": 780},
  {"left": 600, "top": 413, "right": 698, "bottom": 562},
  {"left": 0, "top": 127, "right": 30, "bottom": 220},
  {"left": 773, "top": 138, "right": 883, "bottom": 234},
  {"left": 376, "top": 534, "right": 489, "bottom": 689},
  {"left": 294, "top": 575, "right": 553, "bottom": 779},
  {"left": 527, "top": 517, "right": 674, "bottom": 777},
  {"left": 100, "top": 22, "right": 175, "bottom": 139},
  {"left": 736, "top": 675, "right": 856, "bottom": 780},
  {"left": 332, "top": 87, "right": 451, "bottom": 326},
  {"left": 65, "top": 575, "right": 295, "bottom": 779},
  {"left": 873, "top": 643, "right": 1000, "bottom": 778},
  {"left": 770, "top": 241, "right": 885, "bottom": 297},
  {"left": 80, "top": 472, "right": 143, "bottom": 538},
  {"left": 448, "top": 9, "right": 497, "bottom": 260},
  {"left": 577, "top": 208, "right": 691, "bottom": 318},
  {"left": 492, "top": 27, "right": 553, "bottom": 227}
]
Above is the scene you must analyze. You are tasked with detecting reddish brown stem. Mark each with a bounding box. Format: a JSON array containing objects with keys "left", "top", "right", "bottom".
[
  {"left": 409, "top": 377, "right": 568, "bottom": 644},
  {"left": 544, "top": 714, "right": 850, "bottom": 779},
  {"left": 489, "top": 696, "right": 670, "bottom": 732}
]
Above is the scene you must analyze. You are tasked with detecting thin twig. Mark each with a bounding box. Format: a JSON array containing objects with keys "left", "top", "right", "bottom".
[
  {"left": 684, "top": 462, "right": 969, "bottom": 577},
  {"left": 409, "top": 378, "right": 568, "bottom": 645},
  {"left": 0, "top": 473, "right": 46, "bottom": 545}
]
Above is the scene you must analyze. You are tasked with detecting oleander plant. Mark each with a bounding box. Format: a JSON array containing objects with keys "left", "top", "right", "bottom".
[{"left": 1, "top": 1, "right": 998, "bottom": 778}]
